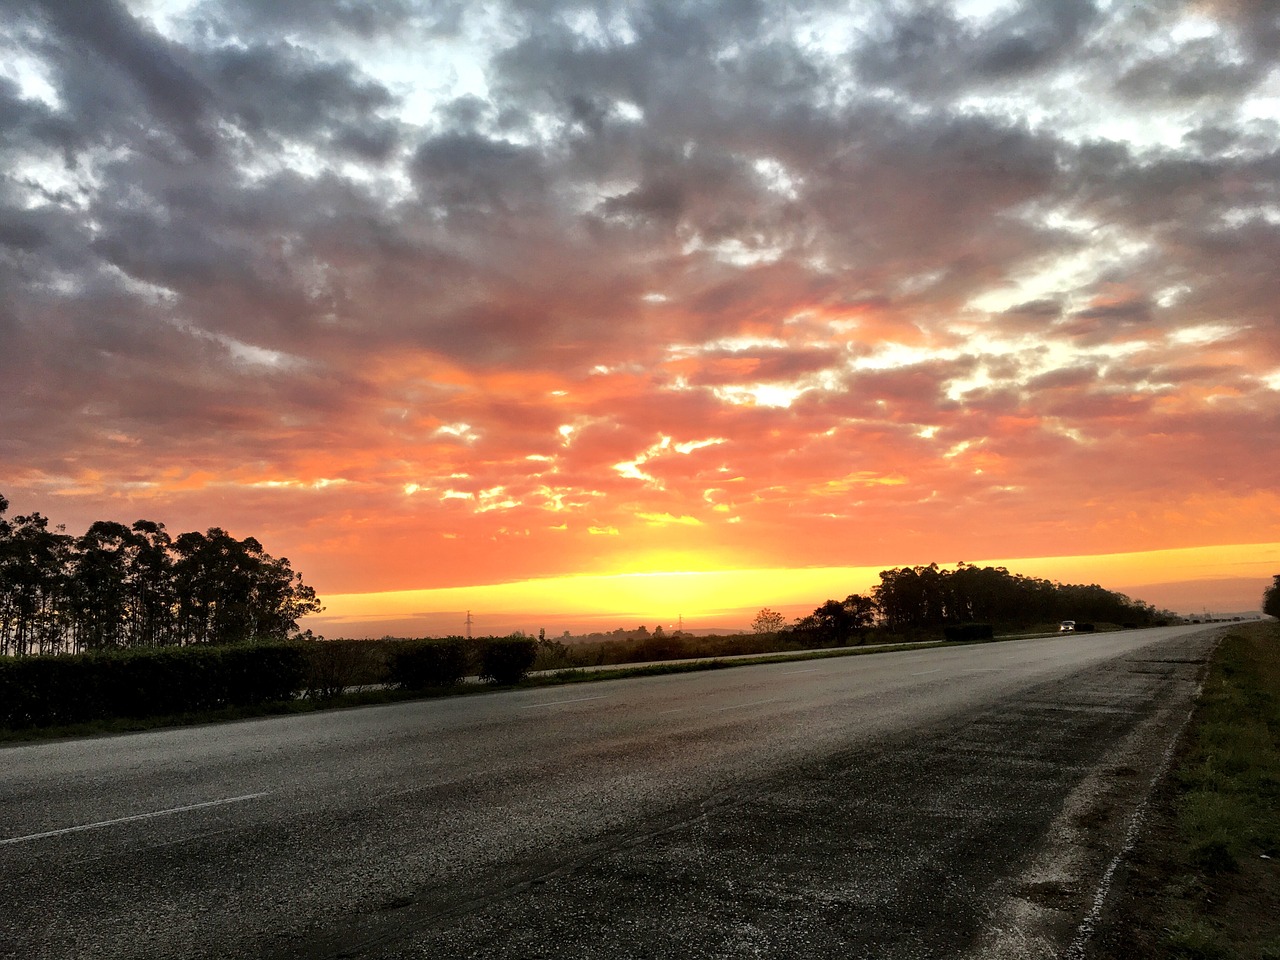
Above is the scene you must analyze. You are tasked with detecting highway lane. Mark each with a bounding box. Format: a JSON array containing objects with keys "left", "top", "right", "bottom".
[{"left": 0, "top": 625, "right": 1221, "bottom": 958}]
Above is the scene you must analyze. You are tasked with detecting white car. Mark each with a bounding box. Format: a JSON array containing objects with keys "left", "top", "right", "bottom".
[{"left": 1059, "top": 620, "right": 1076, "bottom": 632}]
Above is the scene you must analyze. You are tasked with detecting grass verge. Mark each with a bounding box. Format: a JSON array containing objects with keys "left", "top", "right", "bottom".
[{"left": 1094, "top": 620, "right": 1280, "bottom": 959}]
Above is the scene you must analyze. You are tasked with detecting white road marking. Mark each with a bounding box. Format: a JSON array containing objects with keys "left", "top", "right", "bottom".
[
  {"left": 780, "top": 668, "right": 819, "bottom": 675},
  {"left": 520, "top": 695, "right": 605, "bottom": 709},
  {"left": 715, "top": 698, "right": 780, "bottom": 712},
  {"left": 1, "top": 793, "right": 269, "bottom": 846},
  {"left": 911, "top": 668, "right": 943, "bottom": 676}
]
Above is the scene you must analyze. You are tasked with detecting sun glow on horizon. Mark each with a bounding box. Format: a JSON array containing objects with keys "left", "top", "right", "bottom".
[{"left": 304, "top": 541, "right": 1280, "bottom": 637}]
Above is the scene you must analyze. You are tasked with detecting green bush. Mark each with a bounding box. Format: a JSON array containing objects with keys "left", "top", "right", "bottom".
[
  {"left": 943, "top": 623, "right": 995, "bottom": 642},
  {"left": 387, "top": 637, "right": 470, "bottom": 690},
  {"left": 100, "top": 647, "right": 215, "bottom": 717},
  {"left": 0, "top": 642, "right": 305, "bottom": 729},
  {"left": 0, "top": 654, "right": 95, "bottom": 728},
  {"left": 219, "top": 644, "right": 305, "bottom": 707},
  {"left": 295, "top": 638, "right": 389, "bottom": 698},
  {"left": 479, "top": 635, "right": 537, "bottom": 685}
]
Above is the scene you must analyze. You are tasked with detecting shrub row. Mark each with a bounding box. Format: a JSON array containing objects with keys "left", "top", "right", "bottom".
[
  {"left": 296, "top": 637, "right": 393, "bottom": 699},
  {"left": 299, "top": 636, "right": 536, "bottom": 696},
  {"left": 0, "top": 643, "right": 304, "bottom": 729},
  {"left": 0, "top": 635, "right": 547, "bottom": 729},
  {"left": 478, "top": 636, "right": 538, "bottom": 685},
  {"left": 942, "top": 623, "right": 995, "bottom": 642},
  {"left": 387, "top": 638, "right": 470, "bottom": 690}
]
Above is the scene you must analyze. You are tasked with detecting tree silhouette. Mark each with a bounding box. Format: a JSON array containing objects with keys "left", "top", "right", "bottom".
[
  {"left": 752, "top": 608, "right": 785, "bottom": 634},
  {"left": 0, "top": 493, "right": 322, "bottom": 655},
  {"left": 792, "top": 594, "right": 875, "bottom": 644},
  {"left": 1264, "top": 575, "right": 1280, "bottom": 619}
]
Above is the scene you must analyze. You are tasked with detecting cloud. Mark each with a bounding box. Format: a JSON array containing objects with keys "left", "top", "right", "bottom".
[
  {"left": 855, "top": 0, "right": 1100, "bottom": 95},
  {"left": 1, "top": 0, "right": 1278, "bottom": 601}
]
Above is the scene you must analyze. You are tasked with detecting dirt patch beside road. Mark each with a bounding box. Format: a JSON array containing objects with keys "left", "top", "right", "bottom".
[{"left": 1088, "top": 622, "right": 1280, "bottom": 960}]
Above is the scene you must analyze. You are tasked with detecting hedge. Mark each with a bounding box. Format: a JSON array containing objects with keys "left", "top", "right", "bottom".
[
  {"left": 479, "top": 636, "right": 538, "bottom": 685},
  {"left": 386, "top": 637, "right": 470, "bottom": 690},
  {"left": 295, "top": 637, "right": 392, "bottom": 699},
  {"left": 0, "top": 642, "right": 305, "bottom": 729},
  {"left": 942, "top": 623, "right": 995, "bottom": 642}
]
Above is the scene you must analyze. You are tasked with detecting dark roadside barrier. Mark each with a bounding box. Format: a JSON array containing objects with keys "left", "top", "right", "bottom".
[
  {"left": 0, "top": 643, "right": 305, "bottom": 729},
  {"left": 479, "top": 636, "right": 538, "bottom": 685},
  {"left": 2, "top": 633, "right": 588, "bottom": 731},
  {"left": 296, "top": 637, "right": 390, "bottom": 699},
  {"left": 942, "top": 623, "right": 995, "bottom": 642},
  {"left": 386, "top": 637, "right": 470, "bottom": 690}
]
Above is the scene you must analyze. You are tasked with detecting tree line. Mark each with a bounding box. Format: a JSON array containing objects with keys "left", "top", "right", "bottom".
[
  {"left": 0, "top": 493, "right": 322, "bottom": 657},
  {"left": 763, "top": 562, "right": 1170, "bottom": 645}
]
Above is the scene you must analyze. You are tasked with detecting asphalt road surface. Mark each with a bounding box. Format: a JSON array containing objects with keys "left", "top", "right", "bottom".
[{"left": 1, "top": 625, "right": 1222, "bottom": 959}]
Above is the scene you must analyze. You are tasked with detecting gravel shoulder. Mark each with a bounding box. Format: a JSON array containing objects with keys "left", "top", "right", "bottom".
[{"left": 1087, "top": 621, "right": 1280, "bottom": 960}]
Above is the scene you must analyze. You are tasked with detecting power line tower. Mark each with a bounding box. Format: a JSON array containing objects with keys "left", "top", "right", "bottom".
[{"left": 465, "top": 610, "right": 474, "bottom": 639}]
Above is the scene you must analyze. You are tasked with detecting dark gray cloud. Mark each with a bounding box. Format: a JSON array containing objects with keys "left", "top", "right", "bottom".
[
  {"left": 411, "top": 131, "right": 550, "bottom": 213},
  {"left": 1115, "top": 39, "right": 1263, "bottom": 104},
  {"left": 22, "top": 0, "right": 222, "bottom": 159},
  {"left": 1003, "top": 299, "right": 1063, "bottom": 319},
  {"left": 856, "top": 0, "right": 1099, "bottom": 94},
  {"left": 2, "top": 0, "right": 1278, "bottom": 589},
  {"left": 203, "top": 0, "right": 449, "bottom": 41},
  {"left": 207, "top": 42, "right": 400, "bottom": 156}
]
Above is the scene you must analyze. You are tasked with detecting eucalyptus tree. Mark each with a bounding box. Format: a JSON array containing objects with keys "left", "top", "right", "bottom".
[
  {"left": 127, "top": 520, "right": 176, "bottom": 646},
  {"left": 69, "top": 521, "right": 135, "bottom": 650},
  {"left": 0, "top": 507, "right": 74, "bottom": 655},
  {"left": 171, "top": 528, "right": 322, "bottom": 645},
  {"left": 1, "top": 493, "right": 323, "bottom": 654}
]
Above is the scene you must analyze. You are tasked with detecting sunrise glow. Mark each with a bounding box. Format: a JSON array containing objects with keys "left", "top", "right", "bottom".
[{"left": 308, "top": 542, "right": 1280, "bottom": 637}]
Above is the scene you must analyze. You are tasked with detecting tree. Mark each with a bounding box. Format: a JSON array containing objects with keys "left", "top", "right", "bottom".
[
  {"left": 1264, "top": 575, "right": 1280, "bottom": 619},
  {"left": 792, "top": 594, "right": 876, "bottom": 645},
  {"left": 69, "top": 521, "right": 134, "bottom": 650},
  {"left": 127, "top": 520, "right": 176, "bottom": 646},
  {"left": 0, "top": 493, "right": 323, "bottom": 654},
  {"left": 0, "top": 509, "right": 74, "bottom": 655},
  {"left": 171, "top": 528, "right": 322, "bottom": 645},
  {"left": 752, "top": 608, "right": 785, "bottom": 634}
]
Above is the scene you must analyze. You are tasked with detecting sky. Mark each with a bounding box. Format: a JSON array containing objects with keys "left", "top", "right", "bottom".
[{"left": 2, "top": 0, "right": 1279, "bottom": 637}]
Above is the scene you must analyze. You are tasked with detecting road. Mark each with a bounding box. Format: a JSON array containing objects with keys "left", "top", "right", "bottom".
[{"left": 1, "top": 625, "right": 1220, "bottom": 959}]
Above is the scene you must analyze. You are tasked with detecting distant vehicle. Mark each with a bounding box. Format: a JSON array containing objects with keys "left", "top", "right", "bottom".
[{"left": 1059, "top": 620, "right": 1076, "bottom": 632}]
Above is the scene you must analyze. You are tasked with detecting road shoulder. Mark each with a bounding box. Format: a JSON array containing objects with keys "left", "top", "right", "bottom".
[
  {"left": 974, "top": 629, "right": 1219, "bottom": 959},
  {"left": 1087, "top": 621, "right": 1280, "bottom": 960}
]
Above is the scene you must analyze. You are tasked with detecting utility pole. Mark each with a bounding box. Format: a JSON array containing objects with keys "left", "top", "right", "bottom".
[{"left": 465, "top": 610, "right": 473, "bottom": 639}]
